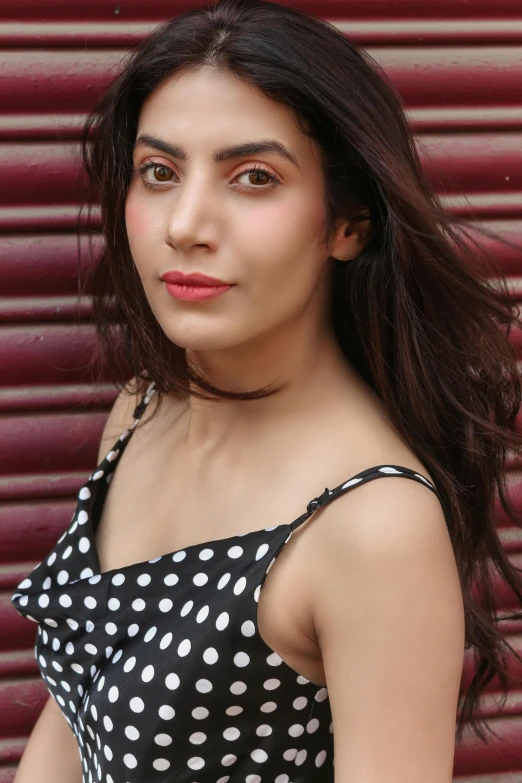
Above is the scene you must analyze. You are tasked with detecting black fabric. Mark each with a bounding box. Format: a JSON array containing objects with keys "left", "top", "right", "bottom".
[{"left": 12, "top": 382, "right": 441, "bottom": 783}]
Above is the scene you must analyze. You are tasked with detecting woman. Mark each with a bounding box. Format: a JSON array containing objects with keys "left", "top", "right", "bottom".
[{"left": 11, "top": 0, "right": 522, "bottom": 781}]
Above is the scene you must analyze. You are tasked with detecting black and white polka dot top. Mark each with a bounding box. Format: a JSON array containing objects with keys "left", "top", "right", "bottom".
[{"left": 12, "top": 381, "right": 443, "bottom": 783}]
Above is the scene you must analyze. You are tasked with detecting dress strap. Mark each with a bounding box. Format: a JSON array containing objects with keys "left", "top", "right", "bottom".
[
  {"left": 290, "top": 464, "right": 442, "bottom": 532},
  {"left": 131, "top": 381, "right": 157, "bottom": 423}
]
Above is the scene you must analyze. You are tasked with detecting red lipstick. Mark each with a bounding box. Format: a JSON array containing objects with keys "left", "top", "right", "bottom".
[{"left": 160, "top": 270, "right": 234, "bottom": 302}]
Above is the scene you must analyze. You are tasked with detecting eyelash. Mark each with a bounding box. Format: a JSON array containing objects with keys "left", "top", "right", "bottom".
[{"left": 133, "top": 161, "right": 280, "bottom": 191}]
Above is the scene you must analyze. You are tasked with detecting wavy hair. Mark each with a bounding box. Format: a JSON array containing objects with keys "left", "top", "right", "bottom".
[{"left": 81, "top": 0, "right": 522, "bottom": 745}]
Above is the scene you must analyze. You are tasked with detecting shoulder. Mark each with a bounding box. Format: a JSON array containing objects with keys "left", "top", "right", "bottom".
[
  {"left": 96, "top": 377, "right": 158, "bottom": 462},
  {"left": 305, "top": 473, "right": 465, "bottom": 778}
]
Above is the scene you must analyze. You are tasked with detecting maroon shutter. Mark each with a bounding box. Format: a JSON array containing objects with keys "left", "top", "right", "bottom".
[{"left": 0, "top": 2, "right": 521, "bottom": 781}]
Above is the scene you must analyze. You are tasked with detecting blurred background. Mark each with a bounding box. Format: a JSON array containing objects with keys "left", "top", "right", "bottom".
[{"left": 0, "top": 1, "right": 521, "bottom": 780}]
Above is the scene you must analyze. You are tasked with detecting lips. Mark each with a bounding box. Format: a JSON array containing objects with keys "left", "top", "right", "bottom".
[{"left": 160, "top": 271, "right": 232, "bottom": 287}]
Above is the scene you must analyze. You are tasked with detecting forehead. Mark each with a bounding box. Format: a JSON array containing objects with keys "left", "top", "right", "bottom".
[{"left": 136, "top": 66, "right": 319, "bottom": 165}]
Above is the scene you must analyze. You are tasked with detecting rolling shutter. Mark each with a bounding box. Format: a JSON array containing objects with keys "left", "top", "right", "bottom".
[{"left": 0, "top": 1, "right": 521, "bottom": 780}]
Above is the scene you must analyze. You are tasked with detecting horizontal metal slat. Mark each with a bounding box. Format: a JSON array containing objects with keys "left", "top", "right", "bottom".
[
  {"left": 0, "top": 678, "right": 46, "bottom": 736},
  {"left": 0, "top": 143, "right": 88, "bottom": 206},
  {"left": 454, "top": 715, "right": 522, "bottom": 774},
  {"left": 0, "top": 205, "right": 100, "bottom": 233},
  {"left": 0, "top": 384, "right": 117, "bottom": 414},
  {"left": 0, "top": 323, "right": 97, "bottom": 385},
  {"left": 0, "top": 650, "right": 38, "bottom": 678},
  {"left": 0, "top": 594, "right": 37, "bottom": 650},
  {"left": 0, "top": 499, "right": 74, "bottom": 562},
  {"left": 0, "top": 296, "right": 91, "bottom": 322},
  {"left": 0, "top": 473, "right": 88, "bottom": 502},
  {"left": 0, "top": 411, "right": 105, "bottom": 473}
]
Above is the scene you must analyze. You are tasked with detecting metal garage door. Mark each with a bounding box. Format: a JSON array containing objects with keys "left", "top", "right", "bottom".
[{"left": 0, "top": 1, "right": 521, "bottom": 780}]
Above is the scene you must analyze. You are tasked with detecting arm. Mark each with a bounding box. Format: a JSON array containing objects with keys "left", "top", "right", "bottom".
[
  {"left": 14, "top": 379, "right": 142, "bottom": 782},
  {"left": 14, "top": 697, "right": 82, "bottom": 783},
  {"left": 311, "top": 476, "right": 465, "bottom": 783}
]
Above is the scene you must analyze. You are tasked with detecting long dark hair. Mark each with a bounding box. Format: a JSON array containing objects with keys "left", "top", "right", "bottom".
[{"left": 81, "top": 0, "right": 522, "bottom": 745}]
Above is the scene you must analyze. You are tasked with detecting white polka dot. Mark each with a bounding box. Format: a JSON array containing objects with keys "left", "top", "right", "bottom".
[
  {"left": 227, "top": 545, "right": 243, "bottom": 558},
  {"left": 154, "top": 733, "right": 172, "bottom": 746},
  {"left": 233, "top": 577, "right": 246, "bottom": 595},
  {"left": 144, "top": 626, "right": 157, "bottom": 642},
  {"left": 214, "top": 611, "right": 229, "bottom": 631},
  {"left": 234, "top": 652, "right": 250, "bottom": 667},
  {"left": 159, "top": 598, "right": 173, "bottom": 612},
  {"left": 293, "top": 695, "right": 308, "bottom": 709},
  {"left": 172, "top": 550, "right": 186, "bottom": 562},
  {"left": 56, "top": 694, "right": 65, "bottom": 706},
  {"left": 108, "top": 686, "right": 119, "bottom": 702},
  {"left": 159, "top": 705, "right": 175, "bottom": 720},
  {"left": 255, "top": 543, "right": 269, "bottom": 560},
  {"left": 295, "top": 749, "right": 307, "bottom": 765},
  {"left": 203, "top": 647, "right": 219, "bottom": 664},
  {"left": 47, "top": 553, "right": 57, "bottom": 566},
  {"left": 103, "top": 716, "right": 113, "bottom": 731},
  {"left": 123, "top": 656, "right": 136, "bottom": 672},
  {"left": 111, "top": 573, "right": 125, "bottom": 586},
  {"left": 196, "top": 605, "right": 210, "bottom": 623},
  {"left": 165, "top": 672, "right": 180, "bottom": 690},
  {"left": 217, "top": 573, "right": 231, "bottom": 589},
  {"left": 315, "top": 749, "right": 327, "bottom": 766},
  {"left": 315, "top": 687, "right": 328, "bottom": 702},
  {"left": 180, "top": 600, "right": 193, "bottom": 616},
  {"left": 78, "top": 510, "right": 88, "bottom": 524},
  {"left": 195, "top": 678, "right": 212, "bottom": 693},
  {"left": 123, "top": 754, "right": 137, "bottom": 769},
  {"left": 132, "top": 598, "right": 146, "bottom": 612},
  {"left": 289, "top": 723, "right": 304, "bottom": 737},
  {"left": 251, "top": 748, "right": 268, "bottom": 763},
  {"left": 222, "top": 754, "right": 237, "bottom": 766},
  {"left": 223, "top": 727, "right": 240, "bottom": 741},
  {"left": 199, "top": 548, "right": 214, "bottom": 560},
  {"left": 19, "top": 578, "right": 32, "bottom": 589},
  {"left": 108, "top": 598, "right": 120, "bottom": 611},
  {"left": 275, "top": 775, "right": 290, "bottom": 783},
  {"left": 85, "top": 643, "right": 97, "bottom": 655},
  {"left": 129, "top": 697, "right": 144, "bottom": 713},
  {"left": 137, "top": 573, "right": 151, "bottom": 586},
  {"left": 80, "top": 567, "right": 93, "bottom": 579},
  {"left": 78, "top": 537, "right": 90, "bottom": 553},
  {"left": 125, "top": 725, "right": 140, "bottom": 740},
  {"left": 226, "top": 705, "right": 243, "bottom": 716},
  {"left": 43, "top": 576, "right": 52, "bottom": 590},
  {"left": 241, "top": 620, "right": 255, "bottom": 637},
  {"left": 18, "top": 596, "right": 28, "bottom": 607},
  {"left": 153, "top": 758, "right": 170, "bottom": 771},
  {"left": 65, "top": 642, "right": 74, "bottom": 654},
  {"left": 105, "top": 622, "right": 117, "bottom": 635},
  {"left": 189, "top": 731, "right": 207, "bottom": 744},
  {"left": 247, "top": 776, "right": 262, "bottom": 783},
  {"left": 84, "top": 596, "right": 97, "bottom": 609},
  {"left": 193, "top": 572, "right": 208, "bottom": 587},
  {"left": 90, "top": 705, "right": 98, "bottom": 720},
  {"left": 71, "top": 663, "right": 83, "bottom": 674},
  {"left": 256, "top": 723, "right": 272, "bottom": 736},
  {"left": 307, "top": 718, "right": 320, "bottom": 732},
  {"left": 264, "top": 678, "right": 281, "bottom": 690},
  {"left": 267, "top": 652, "right": 283, "bottom": 666},
  {"left": 62, "top": 545, "right": 73, "bottom": 559},
  {"left": 187, "top": 757, "right": 205, "bottom": 770},
  {"left": 164, "top": 573, "right": 179, "bottom": 586},
  {"left": 230, "top": 681, "right": 247, "bottom": 695},
  {"left": 44, "top": 618, "right": 58, "bottom": 627},
  {"left": 192, "top": 706, "right": 209, "bottom": 719},
  {"left": 97, "top": 675, "right": 105, "bottom": 691},
  {"left": 260, "top": 701, "right": 277, "bottom": 713},
  {"left": 79, "top": 487, "right": 91, "bottom": 500},
  {"left": 88, "top": 574, "right": 101, "bottom": 584},
  {"left": 128, "top": 624, "right": 139, "bottom": 636},
  {"left": 178, "top": 639, "right": 191, "bottom": 656},
  {"left": 103, "top": 745, "right": 113, "bottom": 761},
  {"left": 283, "top": 748, "right": 298, "bottom": 761},
  {"left": 254, "top": 585, "right": 262, "bottom": 602},
  {"left": 38, "top": 594, "right": 49, "bottom": 608},
  {"left": 38, "top": 654, "right": 47, "bottom": 668},
  {"left": 160, "top": 632, "right": 172, "bottom": 649},
  {"left": 85, "top": 620, "right": 95, "bottom": 632},
  {"left": 59, "top": 594, "right": 72, "bottom": 608},
  {"left": 142, "top": 665, "right": 154, "bottom": 682}
]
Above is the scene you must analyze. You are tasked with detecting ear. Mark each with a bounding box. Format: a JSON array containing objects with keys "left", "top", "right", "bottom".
[{"left": 329, "top": 210, "right": 371, "bottom": 262}]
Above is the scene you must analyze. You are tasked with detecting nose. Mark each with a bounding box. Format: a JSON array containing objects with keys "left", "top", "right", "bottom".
[{"left": 164, "top": 175, "right": 217, "bottom": 254}]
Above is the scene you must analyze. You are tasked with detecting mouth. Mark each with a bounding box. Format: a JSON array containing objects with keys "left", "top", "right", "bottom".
[{"left": 160, "top": 270, "right": 235, "bottom": 302}]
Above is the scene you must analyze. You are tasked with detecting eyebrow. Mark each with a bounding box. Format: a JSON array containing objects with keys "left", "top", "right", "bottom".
[{"left": 133, "top": 134, "right": 301, "bottom": 171}]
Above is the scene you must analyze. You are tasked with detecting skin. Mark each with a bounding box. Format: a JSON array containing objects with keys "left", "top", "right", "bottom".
[{"left": 48, "top": 64, "right": 464, "bottom": 783}]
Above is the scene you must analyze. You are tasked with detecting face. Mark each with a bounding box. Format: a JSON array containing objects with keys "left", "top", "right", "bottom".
[{"left": 125, "top": 65, "right": 349, "bottom": 354}]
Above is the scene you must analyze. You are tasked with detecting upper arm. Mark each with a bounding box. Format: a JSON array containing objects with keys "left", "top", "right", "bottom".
[
  {"left": 96, "top": 378, "right": 142, "bottom": 463},
  {"left": 310, "top": 477, "right": 465, "bottom": 783}
]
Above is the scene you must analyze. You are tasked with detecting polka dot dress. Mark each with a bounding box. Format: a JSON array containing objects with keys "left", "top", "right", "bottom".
[{"left": 12, "top": 382, "right": 442, "bottom": 783}]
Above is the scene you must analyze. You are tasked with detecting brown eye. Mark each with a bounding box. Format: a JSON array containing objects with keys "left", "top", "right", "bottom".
[
  {"left": 153, "top": 165, "right": 173, "bottom": 182},
  {"left": 247, "top": 170, "right": 271, "bottom": 186}
]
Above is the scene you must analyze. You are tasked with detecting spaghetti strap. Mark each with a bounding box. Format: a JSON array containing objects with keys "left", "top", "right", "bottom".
[{"left": 290, "top": 463, "right": 442, "bottom": 532}]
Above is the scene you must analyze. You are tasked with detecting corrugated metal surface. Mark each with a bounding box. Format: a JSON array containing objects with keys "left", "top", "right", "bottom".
[{"left": 0, "top": 1, "right": 521, "bottom": 780}]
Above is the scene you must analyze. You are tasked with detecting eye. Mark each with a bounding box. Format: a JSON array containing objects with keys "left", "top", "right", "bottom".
[
  {"left": 134, "top": 161, "right": 175, "bottom": 187},
  {"left": 234, "top": 165, "right": 279, "bottom": 189}
]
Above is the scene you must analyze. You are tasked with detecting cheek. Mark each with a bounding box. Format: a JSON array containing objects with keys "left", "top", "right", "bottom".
[{"left": 124, "top": 192, "right": 152, "bottom": 240}]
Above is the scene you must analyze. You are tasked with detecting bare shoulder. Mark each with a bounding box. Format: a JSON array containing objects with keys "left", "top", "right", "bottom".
[
  {"left": 96, "top": 378, "right": 158, "bottom": 463},
  {"left": 307, "top": 475, "right": 465, "bottom": 782}
]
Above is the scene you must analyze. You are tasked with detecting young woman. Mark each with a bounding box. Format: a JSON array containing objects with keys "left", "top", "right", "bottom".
[{"left": 12, "top": 0, "right": 522, "bottom": 781}]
